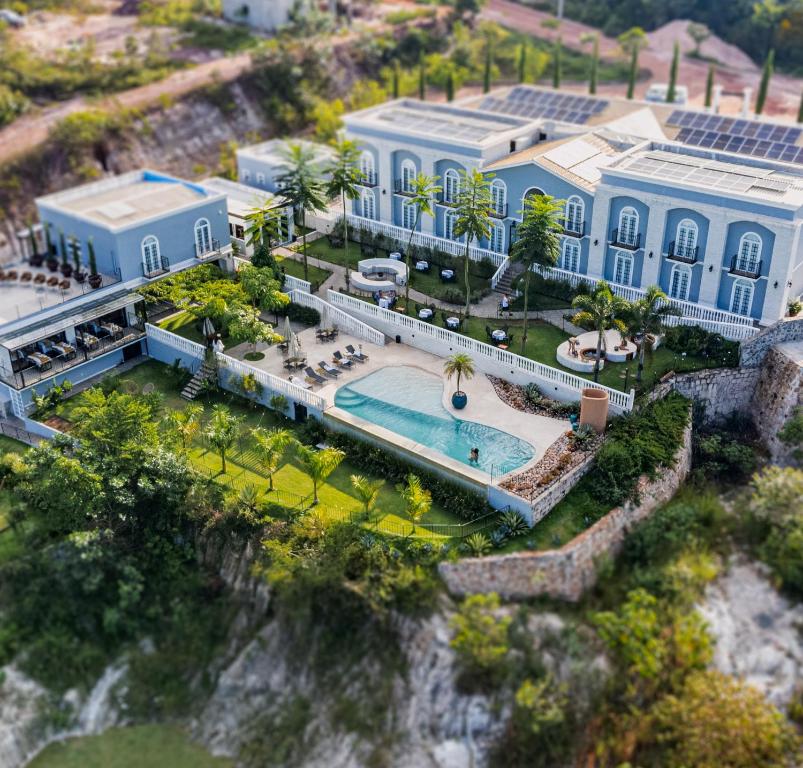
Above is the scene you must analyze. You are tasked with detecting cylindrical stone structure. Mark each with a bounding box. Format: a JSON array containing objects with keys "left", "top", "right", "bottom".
[{"left": 580, "top": 387, "right": 609, "bottom": 433}]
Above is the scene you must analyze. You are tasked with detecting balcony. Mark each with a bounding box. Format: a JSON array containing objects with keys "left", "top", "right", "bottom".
[
  {"left": 490, "top": 203, "right": 508, "bottom": 219},
  {"left": 393, "top": 179, "right": 415, "bottom": 197},
  {"left": 196, "top": 239, "right": 231, "bottom": 262},
  {"left": 360, "top": 171, "right": 378, "bottom": 187},
  {"left": 610, "top": 228, "right": 641, "bottom": 251},
  {"left": 143, "top": 256, "right": 170, "bottom": 279},
  {"left": 563, "top": 220, "right": 585, "bottom": 237},
  {"left": 667, "top": 241, "right": 699, "bottom": 264},
  {"left": 730, "top": 255, "right": 762, "bottom": 279}
]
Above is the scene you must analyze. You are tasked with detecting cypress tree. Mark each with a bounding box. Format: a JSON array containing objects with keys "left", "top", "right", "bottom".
[
  {"left": 518, "top": 43, "right": 528, "bottom": 84},
  {"left": 446, "top": 70, "right": 455, "bottom": 102},
  {"left": 798, "top": 92, "right": 803, "bottom": 124},
  {"left": 418, "top": 53, "right": 426, "bottom": 100},
  {"left": 704, "top": 64, "right": 715, "bottom": 108},
  {"left": 392, "top": 60, "right": 400, "bottom": 99},
  {"left": 627, "top": 46, "right": 638, "bottom": 100},
  {"left": 667, "top": 42, "right": 679, "bottom": 104},
  {"left": 483, "top": 36, "right": 492, "bottom": 93},
  {"left": 589, "top": 35, "right": 598, "bottom": 95},
  {"left": 755, "top": 49, "right": 774, "bottom": 115},
  {"left": 553, "top": 37, "right": 562, "bottom": 90}
]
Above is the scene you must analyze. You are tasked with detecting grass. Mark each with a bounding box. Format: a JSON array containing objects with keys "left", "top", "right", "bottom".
[
  {"left": 28, "top": 725, "right": 231, "bottom": 768},
  {"left": 276, "top": 253, "right": 332, "bottom": 290},
  {"left": 0, "top": 434, "right": 28, "bottom": 564},
  {"left": 157, "top": 311, "right": 205, "bottom": 345}
]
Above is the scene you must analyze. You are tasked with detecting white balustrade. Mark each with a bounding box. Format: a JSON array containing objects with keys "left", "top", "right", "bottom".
[
  {"left": 283, "top": 274, "right": 312, "bottom": 294},
  {"left": 289, "top": 290, "right": 386, "bottom": 346},
  {"left": 146, "top": 323, "right": 206, "bottom": 358}
]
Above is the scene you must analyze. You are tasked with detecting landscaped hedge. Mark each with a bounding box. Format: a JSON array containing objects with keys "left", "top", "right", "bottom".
[
  {"left": 662, "top": 325, "right": 739, "bottom": 368},
  {"left": 280, "top": 303, "right": 321, "bottom": 326}
]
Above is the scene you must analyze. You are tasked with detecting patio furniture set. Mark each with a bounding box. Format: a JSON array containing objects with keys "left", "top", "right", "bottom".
[
  {"left": 299, "top": 344, "right": 369, "bottom": 389},
  {"left": 0, "top": 268, "right": 71, "bottom": 292},
  {"left": 485, "top": 325, "right": 515, "bottom": 351}
]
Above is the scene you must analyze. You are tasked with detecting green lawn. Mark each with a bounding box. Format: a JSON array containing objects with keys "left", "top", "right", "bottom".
[
  {"left": 157, "top": 311, "right": 206, "bottom": 345},
  {"left": 276, "top": 253, "right": 332, "bottom": 290},
  {"left": 29, "top": 725, "right": 231, "bottom": 768}
]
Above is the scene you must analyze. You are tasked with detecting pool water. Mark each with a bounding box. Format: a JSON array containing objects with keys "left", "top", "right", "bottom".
[{"left": 334, "top": 366, "right": 535, "bottom": 475}]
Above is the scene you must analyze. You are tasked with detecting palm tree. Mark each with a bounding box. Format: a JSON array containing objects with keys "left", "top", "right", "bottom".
[
  {"left": 627, "top": 285, "right": 680, "bottom": 382},
  {"left": 398, "top": 473, "right": 431, "bottom": 533},
  {"left": 245, "top": 203, "right": 282, "bottom": 254},
  {"left": 571, "top": 281, "right": 631, "bottom": 383},
  {"left": 509, "top": 194, "right": 564, "bottom": 355},
  {"left": 350, "top": 474, "right": 384, "bottom": 521},
  {"left": 326, "top": 138, "right": 362, "bottom": 285},
  {"left": 252, "top": 427, "right": 296, "bottom": 491},
  {"left": 295, "top": 444, "right": 345, "bottom": 504},
  {"left": 169, "top": 403, "right": 204, "bottom": 452},
  {"left": 204, "top": 405, "right": 243, "bottom": 474},
  {"left": 276, "top": 142, "right": 328, "bottom": 281},
  {"left": 402, "top": 173, "right": 441, "bottom": 309},
  {"left": 443, "top": 353, "right": 475, "bottom": 396},
  {"left": 453, "top": 169, "right": 493, "bottom": 316}
]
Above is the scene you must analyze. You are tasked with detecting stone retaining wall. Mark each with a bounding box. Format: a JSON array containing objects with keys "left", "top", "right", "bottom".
[
  {"left": 438, "top": 418, "right": 693, "bottom": 602},
  {"left": 740, "top": 317, "right": 803, "bottom": 368},
  {"left": 529, "top": 453, "right": 596, "bottom": 526}
]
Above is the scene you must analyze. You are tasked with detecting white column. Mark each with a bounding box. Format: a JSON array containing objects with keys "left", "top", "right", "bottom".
[
  {"left": 64, "top": 326, "right": 77, "bottom": 345},
  {"left": 639, "top": 203, "right": 669, "bottom": 288},
  {"left": 378, "top": 141, "right": 394, "bottom": 223},
  {"left": 761, "top": 224, "right": 799, "bottom": 325},
  {"left": 586, "top": 189, "right": 613, "bottom": 279},
  {"left": 697, "top": 213, "right": 730, "bottom": 307}
]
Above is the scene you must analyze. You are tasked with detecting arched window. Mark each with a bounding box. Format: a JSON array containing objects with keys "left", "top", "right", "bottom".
[
  {"left": 562, "top": 238, "right": 581, "bottom": 272},
  {"left": 565, "top": 196, "right": 584, "bottom": 235},
  {"left": 194, "top": 218, "right": 212, "bottom": 256},
  {"left": 360, "top": 152, "right": 375, "bottom": 185},
  {"left": 445, "top": 210, "right": 462, "bottom": 242},
  {"left": 401, "top": 159, "right": 416, "bottom": 193},
  {"left": 360, "top": 189, "right": 375, "bottom": 220},
  {"left": 613, "top": 250, "right": 633, "bottom": 285},
  {"left": 256, "top": 172, "right": 266, "bottom": 186},
  {"left": 141, "top": 235, "right": 161, "bottom": 275},
  {"left": 736, "top": 232, "right": 762, "bottom": 273},
  {"left": 521, "top": 187, "right": 545, "bottom": 213},
  {"left": 731, "top": 279, "right": 754, "bottom": 316},
  {"left": 491, "top": 179, "right": 507, "bottom": 216},
  {"left": 444, "top": 169, "right": 460, "bottom": 203},
  {"left": 241, "top": 169, "right": 251, "bottom": 183},
  {"left": 489, "top": 221, "right": 505, "bottom": 253},
  {"left": 675, "top": 219, "right": 698, "bottom": 259},
  {"left": 402, "top": 200, "right": 417, "bottom": 230},
  {"left": 618, "top": 206, "right": 639, "bottom": 247},
  {"left": 669, "top": 264, "right": 691, "bottom": 301}
]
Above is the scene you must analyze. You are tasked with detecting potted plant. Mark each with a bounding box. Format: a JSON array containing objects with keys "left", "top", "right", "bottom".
[
  {"left": 72, "top": 238, "right": 86, "bottom": 283},
  {"left": 60, "top": 236, "right": 73, "bottom": 278},
  {"left": 444, "top": 352, "right": 475, "bottom": 410},
  {"left": 31, "top": 225, "right": 47, "bottom": 268},
  {"left": 87, "top": 238, "right": 102, "bottom": 289},
  {"left": 48, "top": 231, "right": 64, "bottom": 272}
]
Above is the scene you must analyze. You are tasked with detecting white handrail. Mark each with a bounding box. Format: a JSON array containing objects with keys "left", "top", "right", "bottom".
[
  {"left": 283, "top": 274, "right": 311, "bottom": 294},
  {"left": 490, "top": 257, "right": 509, "bottom": 290},
  {"left": 326, "top": 290, "right": 635, "bottom": 412},
  {"left": 289, "top": 290, "right": 386, "bottom": 346},
  {"left": 145, "top": 323, "right": 206, "bottom": 357}
]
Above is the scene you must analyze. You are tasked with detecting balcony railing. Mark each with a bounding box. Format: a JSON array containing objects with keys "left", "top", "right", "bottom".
[
  {"left": 610, "top": 228, "right": 641, "bottom": 250},
  {"left": 142, "top": 256, "right": 170, "bottom": 279},
  {"left": 437, "top": 191, "right": 457, "bottom": 207},
  {"left": 563, "top": 220, "right": 585, "bottom": 237},
  {"left": 3, "top": 325, "right": 146, "bottom": 390},
  {"left": 196, "top": 238, "right": 231, "bottom": 261},
  {"left": 667, "top": 241, "right": 699, "bottom": 264},
  {"left": 490, "top": 203, "right": 508, "bottom": 219},
  {"left": 393, "top": 179, "right": 415, "bottom": 197},
  {"left": 360, "top": 171, "right": 378, "bottom": 187},
  {"left": 730, "top": 255, "right": 762, "bottom": 279}
]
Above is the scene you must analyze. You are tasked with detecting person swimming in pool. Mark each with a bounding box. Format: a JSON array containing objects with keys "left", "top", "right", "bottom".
[{"left": 469, "top": 447, "right": 479, "bottom": 464}]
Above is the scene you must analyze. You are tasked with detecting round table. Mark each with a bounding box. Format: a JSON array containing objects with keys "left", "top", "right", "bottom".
[
  {"left": 419, "top": 308, "right": 434, "bottom": 320},
  {"left": 491, "top": 329, "right": 507, "bottom": 342},
  {"left": 415, "top": 260, "right": 429, "bottom": 271},
  {"left": 441, "top": 269, "right": 455, "bottom": 281},
  {"left": 389, "top": 252, "right": 402, "bottom": 261},
  {"left": 446, "top": 316, "right": 460, "bottom": 330}
]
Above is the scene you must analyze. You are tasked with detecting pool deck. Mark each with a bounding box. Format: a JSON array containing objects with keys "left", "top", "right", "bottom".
[{"left": 227, "top": 325, "right": 568, "bottom": 483}]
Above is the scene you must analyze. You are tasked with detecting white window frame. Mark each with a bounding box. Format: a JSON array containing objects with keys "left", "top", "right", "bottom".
[
  {"left": 562, "top": 237, "right": 581, "bottom": 272},
  {"left": 668, "top": 263, "right": 691, "bottom": 301},
  {"left": 737, "top": 232, "right": 762, "bottom": 273},
  {"left": 675, "top": 218, "right": 698, "bottom": 259},
  {"left": 194, "top": 217, "right": 212, "bottom": 256},
  {"left": 730, "top": 278, "right": 754, "bottom": 316},
  {"left": 401, "top": 159, "right": 416, "bottom": 193},
  {"left": 489, "top": 221, "right": 505, "bottom": 253},
  {"left": 618, "top": 206, "right": 639, "bottom": 247},
  {"left": 565, "top": 196, "right": 584, "bottom": 235},
  {"left": 445, "top": 210, "right": 462, "bottom": 242},
  {"left": 402, "top": 200, "right": 417, "bottom": 230},
  {"left": 241, "top": 169, "right": 251, "bottom": 183},
  {"left": 141, "top": 235, "right": 161, "bottom": 274},
  {"left": 444, "top": 169, "right": 460, "bottom": 203},
  {"left": 491, "top": 179, "right": 507, "bottom": 216},
  {"left": 256, "top": 172, "right": 266, "bottom": 186},
  {"left": 613, "top": 250, "right": 633, "bottom": 286},
  {"left": 361, "top": 189, "right": 376, "bottom": 220},
  {"left": 360, "top": 151, "right": 375, "bottom": 184}
]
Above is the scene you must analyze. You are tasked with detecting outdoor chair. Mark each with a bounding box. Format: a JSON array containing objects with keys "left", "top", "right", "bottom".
[
  {"left": 318, "top": 360, "right": 341, "bottom": 377},
  {"left": 59, "top": 279, "right": 70, "bottom": 290},
  {"left": 332, "top": 351, "right": 353, "bottom": 368},
  {"left": 6, "top": 270, "right": 18, "bottom": 281},
  {"left": 346, "top": 344, "right": 368, "bottom": 362},
  {"left": 33, "top": 274, "right": 46, "bottom": 285},
  {"left": 304, "top": 367, "right": 327, "bottom": 385},
  {"left": 46, "top": 276, "right": 59, "bottom": 288},
  {"left": 20, "top": 272, "right": 31, "bottom": 283}
]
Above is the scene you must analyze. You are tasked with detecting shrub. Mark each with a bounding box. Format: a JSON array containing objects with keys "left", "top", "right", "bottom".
[
  {"left": 663, "top": 324, "right": 738, "bottom": 367},
  {"left": 282, "top": 303, "right": 321, "bottom": 326},
  {"left": 465, "top": 531, "right": 492, "bottom": 556},
  {"left": 449, "top": 593, "right": 511, "bottom": 688},
  {"left": 789, "top": 299, "right": 802, "bottom": 317}
]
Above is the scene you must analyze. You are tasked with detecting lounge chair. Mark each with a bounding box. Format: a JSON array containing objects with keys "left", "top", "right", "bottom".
[
  {"left": 305, "top": 367, "right": 327, "bottom": 385},
  {"left": 288, "top": 375, "right": 311, "bottom": 390},
  {"left": 332, "top": 351, "right": 353, "bottom": 368},
  {"left": 346, "top": 344, "right": 368, "bottom": 362},
  {"left": 318, "top": 360, "right": 341, "bottom": 377}
]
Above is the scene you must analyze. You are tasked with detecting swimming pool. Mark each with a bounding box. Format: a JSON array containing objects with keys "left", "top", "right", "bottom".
[{"left": 334, "top": 366, "right": 535, "bottom": 475}]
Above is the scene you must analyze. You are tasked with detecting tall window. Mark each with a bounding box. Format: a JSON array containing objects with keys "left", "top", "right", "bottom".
[
  {"left": 401, "top": 159, "right": 416, "bottom": 193},
  {"left": 491, "top": 179, "right": 507, "bottom": 216},
  {"left": 241, "top": 169, "right": 251, "bottom": 183},
  {"left": 360, "top": 151, "right": 375, "bottom": 184},
  {"left": 194, "top": 218, "right": 212, "bottom": 255},
  {"left": 444, "top": 169, "right": 460, "bottom": 203},
  {"left": 669, "top": 264, "right": 691, "bottom": 301},
  {"left": 403, "top": 201, "right": 417, "bottom": 230},
  {"left": 361, "top": 189, "right": 376, "bottom": 220},
  {"left": 675, "top": 219, "right": 698, "bottom": 259},
  {"left": 562, "top": 238, "right": 580, "bottom": 272},
  {"left": 565, "top": 196, "right": 584, "bottom": 235},
  {"left": 614, "top": 250, "right": 633, "bottom": 285},
  {"left": 489, "top": 222, "right": 505, "bottom": 253},
  {"left": 736, "top": 232, "right": 762, "bottom": 273},
  {"left": 618, "top": 206, "right": 639, "bottom": 246},
  {"left": 141, "top": 235, "right": 161, "bottom": 274},
  {"left": 731, "top": 279, "right": 754, "bottom": 316},
  {"left": 256, "top": 172, "right": 266, "bottom": 186},
  {"left": 445, "top": 210, "right": 461, "bottom": 241}
]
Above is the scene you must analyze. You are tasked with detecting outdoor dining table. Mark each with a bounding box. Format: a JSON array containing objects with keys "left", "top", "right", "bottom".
[
  {"left": 283, "top": 357, "right": 307, "bottom": 370},
  {"left": 27, "top": 351, "right": 52, "bottom": 370},
  {"left": 446, "top": 316, "right": 460, "bottom": 330},
  {"left": 491, "top": 329, "right": 507, "bottom": 342},
  {"left": 389, "top": 252, "right": 402, "bottom": 261},
  {"left": 415, "top": 261, "right": 429, "bottom": 271},
  {"left": 378, "top": 297, "right": 391, "bottom": 309},
  {"left": 441, "top": 269, "right": 455, "bottom": 281},
  {"left": 418, "top": 308, "right": 433, "bottom": 320}
]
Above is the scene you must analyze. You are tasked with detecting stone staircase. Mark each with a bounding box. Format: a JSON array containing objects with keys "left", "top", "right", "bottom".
[
  {"left": 181, "top": 360, "right": 217, "bottom": 401},
  {"left": 492, "top": 261, "right": 524, "bottom": 296}
]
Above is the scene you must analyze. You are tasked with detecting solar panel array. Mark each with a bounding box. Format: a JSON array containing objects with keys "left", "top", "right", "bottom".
[
  {"left": 376, "top": 108, "right": 514, "bottom": 142},
  {"left": 479, "top": 87, "right": 609, "bottom": 125},
  {"left": 667, "top": 110, "right": 803, "bottom": 164}
]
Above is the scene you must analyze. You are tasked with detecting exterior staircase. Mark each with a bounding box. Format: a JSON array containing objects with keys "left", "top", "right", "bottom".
[
  {"left": 181, "top": 360, "right": 216, "bottom": 401},
  {"left": 492, "top": 260, "right": 524, "bottom": 296}
]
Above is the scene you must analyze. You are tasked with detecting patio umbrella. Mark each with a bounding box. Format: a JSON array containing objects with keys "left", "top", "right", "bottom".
[
  {"left": 319, "top": 303, "right": 330, "bottom": 330},
  {"left": 288, "top": 332, "right": 300, "bottom": 360},
  {"left": 282, "top": 315, "right": 292, "bottom": 342},
  {"left": 202, "top": 317, "right": 215, "bottom": 339}
]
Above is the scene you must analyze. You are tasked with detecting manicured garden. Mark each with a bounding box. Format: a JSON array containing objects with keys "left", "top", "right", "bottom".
[{"left": 276, "top": 252, "right": 331, "bottom": 291}]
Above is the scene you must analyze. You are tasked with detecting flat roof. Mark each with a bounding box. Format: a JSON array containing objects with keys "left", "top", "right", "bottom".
[
  {"left": 199, "top": 177, "right": 287, "bottom": 218},
  {"left": 236, "top": 138, "right": 334, "bottom": 164}
]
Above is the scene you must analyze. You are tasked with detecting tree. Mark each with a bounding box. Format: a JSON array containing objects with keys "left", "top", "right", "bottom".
[
  {"left": 449, "top": 593, "right": 511, "bottom": 683},
  {"left": 239, "top": 264, "right": 287, "bottom": 311},
  {"left": 705, "top": 64, "right": 715, "bottom": 108},
  {"left": 453, "top": 169, "right": 493, "bottom": 316},
  {"left": 510, "top": 194, "right": 563, "bottom": 355},
  {"left": 627, "top": 285, "right": 680, "bottom": 382},
  {"left": 326, "top": 138, "right": 362, "bottom": 286},
  {"left": 245, "top": 203, "right": 282, "bottom": 253},
  {"left": 168, "top": 403, "right": 204, "bottom": 452},
  {"left": 517, "top": 42, "right": 528, "bottom": 83},
  {"left": 552, "top": 36, "right": 562, "bottom": 89},
  {"left": 572, "top": 281, "right": 631, "bottom": 383},
  {"left": 483, "top": 34, "right": 493, "bottom": 93},
  {"left": 687, "top": 21, "right": 710, "bottom": 56},
  {"left": 756, "top": 49, "right": 775, "bottom": 115},
  {"left": 618, "top": 27, "right": 647, "bottom": 100},
  {"left": 667, "top": 41, "right": 679, "bottom": 104},
  {"left": 227, "top": 306, "right": 279, "bottom": 354},
  {"left": 443, "top": 353, "right": 475, "bottom": 396},
  {"left": 350, "top": 474, "right": 384, "bottom": 520},
  {"left": 295, "top": 445, "right": 345, "bottom": 504},
  {"left": 798, "top": 92, "right": 803, "bottom": 124},
  {"left": 581, "top": 32, "right": 599, "bottom": 95},
  {"left": 398, "top": 473, "right": 431, "bottom": 532},
  {"left": 276, "top": 142, "right": 328, "bottom": 282},
  {"left": 252, "top": 427, "right": 295, "bottom": 491},
  {"left": 402, "top": 173, "right": 441, "bottom": 309},
  {"left": 391, "top": 59, "right": 401, "bottom": 99},
  {"left": 204, "top": 405, "right": 243, "bottom": 475},
  {"left": 418, "top": 52, "right": 426, "bottom": 100},
  {"left": 445, "top": 69, "right": 455, "bottom": 102}
]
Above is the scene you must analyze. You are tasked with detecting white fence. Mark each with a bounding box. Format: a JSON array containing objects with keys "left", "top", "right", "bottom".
[
  {"left": 327, "top": 290, "right": 635, "bottom": 412},
  {"left": 490, "top": 257, "right": 509, "bottom": 290},
  {"left": 284, "top": 274, "right": 312, "bottom": 294},
  {"left": 289, "top": 289, "right": 386, "bottom": 347},
  {"left": 146, "top": 323, "right": 206, "bottom": 359}
]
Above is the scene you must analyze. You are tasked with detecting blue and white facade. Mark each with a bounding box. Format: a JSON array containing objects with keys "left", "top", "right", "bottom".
[
  {"left": 236, "top": 138, "right": 335, "bottom": 194},
  {"left": 338, "top": 91, "right": 803, "bottom": 333}
]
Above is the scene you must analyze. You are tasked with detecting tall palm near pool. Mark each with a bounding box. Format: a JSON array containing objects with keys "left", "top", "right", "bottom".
[
  {"left": 350, "top": 474, "right": 384, "bottom": 522},
  {"left": 444, "top": 352, "right": 475, "bottom": 409},
  {"left": 276, "top": 142, "right": 327, "bottom": 282},
  {"left": 398, "top": 473, "right": 432, "bottom": 533},
  {"left": 402, "top": 173, "right": 441, "bottom": 309},
  {"left": 296, "top": 444, "right": 346, "bottom": 504},
  {"left": 453, "top": 169, "right": 493, "bottom": 316},
  {"left": 628, "top": 285, "right": 681, "bottom": 383},
  {"left": 571, "top": 281, "right": 631, "bottom": 383},
  {"left": 326, "top": 139, "right": 362, "bottom": 286},
  {"left": 252, "top": 427, "right": 296, "bottom": 491},
  {"left": 509, "top": 194, "right": 564, "bottom": 356}
]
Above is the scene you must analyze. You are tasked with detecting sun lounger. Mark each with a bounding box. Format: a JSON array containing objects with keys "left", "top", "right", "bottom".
[
  {"left": 318, "top": 360, "right": 341, "bottom": 377},
  {"left": 288, "top": 375, "right": 311, "bottom": 390},
  {"left": 345, "top": 344, "right": 369, "bottom": 362},
  {"left": 332, "top": 351, "right": 353, "bottom": 368},
  {"left": 305, "top": 367, "right": 327, "bottom": 385}
]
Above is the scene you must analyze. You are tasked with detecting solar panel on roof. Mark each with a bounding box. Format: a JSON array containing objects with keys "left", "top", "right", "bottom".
[{"left": 479, "top": 88, "right": 608, "bottom": 125}]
